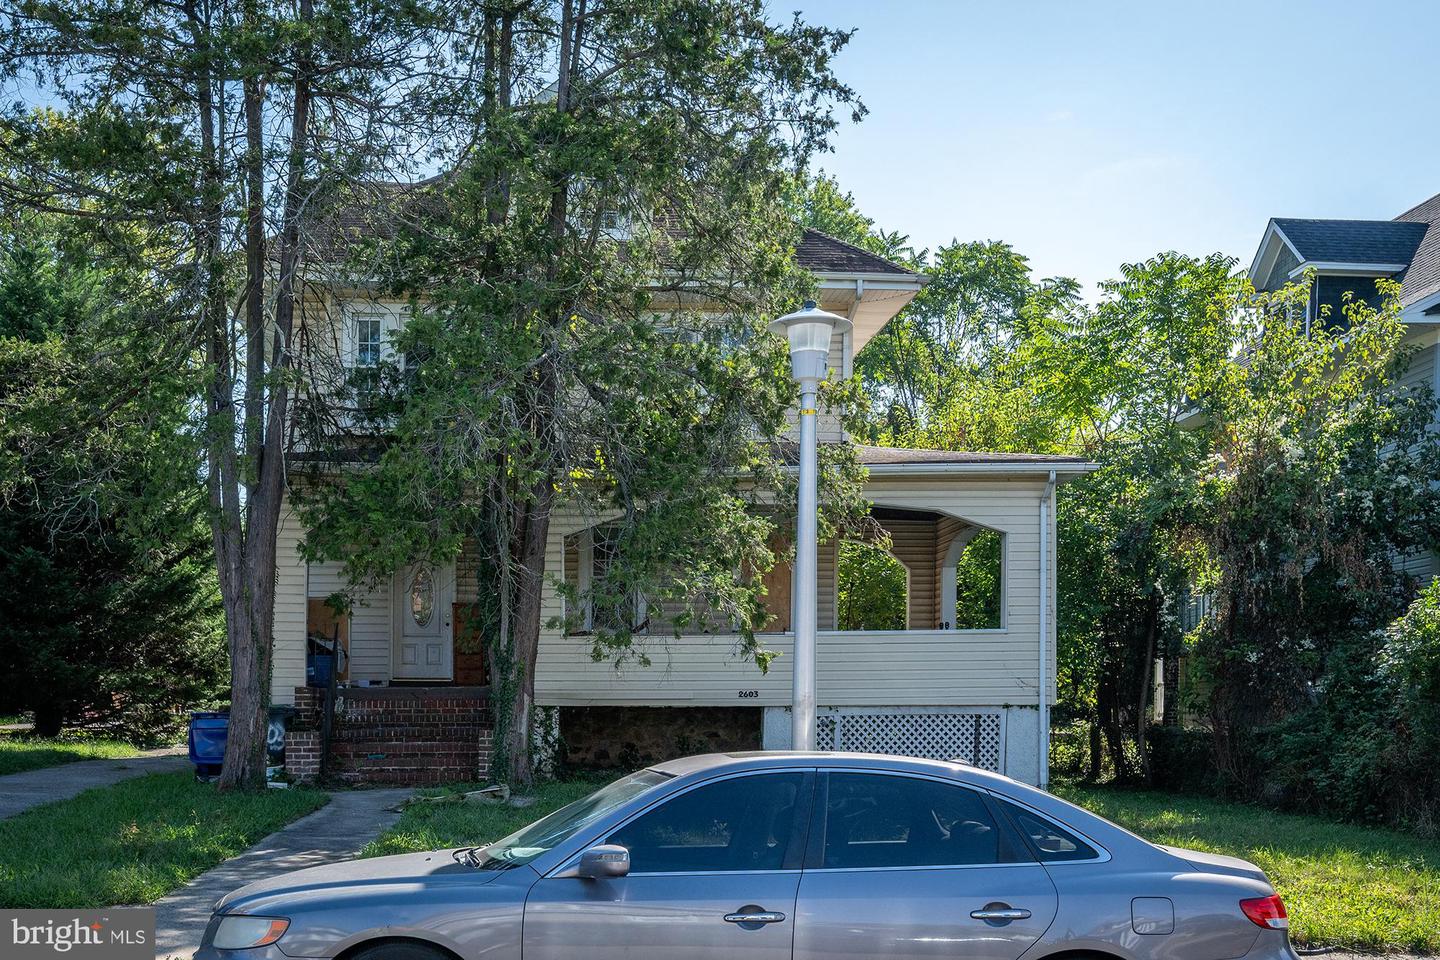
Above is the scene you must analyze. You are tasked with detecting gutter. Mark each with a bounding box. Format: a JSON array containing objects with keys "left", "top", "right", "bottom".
[
  {"left": 861, "top": 461, "right": 1099, "bottom": 478},
  {"left": 1038, "top": 469, "right": 1056, "bottom": 790}
]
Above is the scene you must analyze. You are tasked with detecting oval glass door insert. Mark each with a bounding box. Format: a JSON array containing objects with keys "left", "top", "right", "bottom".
[{"left": 410, "top": 566, "right": 435, "bottom": 627}]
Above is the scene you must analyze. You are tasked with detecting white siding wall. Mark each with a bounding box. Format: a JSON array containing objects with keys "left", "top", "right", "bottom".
[
  {"left": 272, "top": 503, "right": 308, "bottom": 705},
  {"left": 534, "top": 475, "right": 1058, "bottom": 709}
]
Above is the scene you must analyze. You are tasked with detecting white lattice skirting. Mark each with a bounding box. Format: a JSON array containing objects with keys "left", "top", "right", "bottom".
[{"left": 815, "top": 708, "right": 1004, "bottom": 771}]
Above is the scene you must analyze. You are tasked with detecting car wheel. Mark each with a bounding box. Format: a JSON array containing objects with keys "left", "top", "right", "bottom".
[{"left": 347, "top": 940, "right": 453, "bottom": 960}]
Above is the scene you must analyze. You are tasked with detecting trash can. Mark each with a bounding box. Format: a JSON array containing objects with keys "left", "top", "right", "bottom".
[{"left": 188, "top": 711, "right": 228, "bottom": 780}]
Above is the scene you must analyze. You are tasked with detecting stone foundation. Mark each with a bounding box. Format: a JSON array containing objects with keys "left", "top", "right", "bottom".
[{"left": 560, "top": 705, "right": 762, "bottom": 770}]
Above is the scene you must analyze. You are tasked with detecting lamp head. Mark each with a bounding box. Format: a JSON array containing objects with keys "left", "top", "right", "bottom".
[{"left": 767, "top": 300, "right": 852, "bottom": 382}]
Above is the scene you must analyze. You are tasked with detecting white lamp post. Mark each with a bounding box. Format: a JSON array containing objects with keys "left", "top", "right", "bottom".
[{"left": 769, "top": 299, "right": 851, "bottom": 751}]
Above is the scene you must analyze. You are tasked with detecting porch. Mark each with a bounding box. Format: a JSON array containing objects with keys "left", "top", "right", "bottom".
[{"left": 283, "top": 684, "right": 492, "bottom": 785}]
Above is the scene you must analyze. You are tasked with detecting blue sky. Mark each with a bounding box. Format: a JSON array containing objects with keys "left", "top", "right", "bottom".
[{"left": 799, "top": 0, "right": 1437, "bottom": 295}]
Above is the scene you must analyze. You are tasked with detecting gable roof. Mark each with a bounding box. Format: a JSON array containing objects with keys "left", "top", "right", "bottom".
[
  {"left": 1268, "top": 217, "right": 1428, "bottom": 266},
  {"left": 1248, "top": 192, "right": 1440, "bottom": 313}
]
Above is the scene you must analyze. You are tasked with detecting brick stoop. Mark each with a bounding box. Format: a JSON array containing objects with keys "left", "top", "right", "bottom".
[{"left": 285, "top": 685, "right": 493, "bottom": 785}]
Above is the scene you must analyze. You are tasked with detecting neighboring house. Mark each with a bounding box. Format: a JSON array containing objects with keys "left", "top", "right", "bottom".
[
  {"left": 274, "top": 220, "right": 1096, "bottom": 787},
  {"left": 1248, "top": 189, "right": 1440, "bottom": 579}
]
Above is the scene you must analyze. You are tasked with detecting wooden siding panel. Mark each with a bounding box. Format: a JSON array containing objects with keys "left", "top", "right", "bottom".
[
  {"left": 536, "top": 475, "right": 1059, "bottom": 708},
  {"left": 271, "top": 502, "right": 308, "bottom": 705}
]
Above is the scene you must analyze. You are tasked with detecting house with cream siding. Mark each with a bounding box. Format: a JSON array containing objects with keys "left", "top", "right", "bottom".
[{"left": 271, "top": 224, "right": 1096, "bottom": 787}]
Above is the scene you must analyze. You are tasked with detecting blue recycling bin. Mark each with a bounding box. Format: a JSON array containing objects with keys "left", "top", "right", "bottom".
[{"left": 188, "top": 711, "right": 228, "bottom": 779}]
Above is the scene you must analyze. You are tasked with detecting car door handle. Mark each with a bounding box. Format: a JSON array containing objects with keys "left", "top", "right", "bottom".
[
  {"left": 724, "top": 911, "right": 786, "bottom": 924},
  {"left": 971, "top": 907, "right": 1032, "bottom": 921}
]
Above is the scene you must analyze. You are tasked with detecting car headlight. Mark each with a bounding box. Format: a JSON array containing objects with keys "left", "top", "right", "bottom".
[{"left": 212, "top": 916, "right": 290, "bottom": 950}]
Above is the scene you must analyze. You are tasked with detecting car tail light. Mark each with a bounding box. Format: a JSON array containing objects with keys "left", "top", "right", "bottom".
[{"left": 1240, "top": 895, "right": 1288, "bottom": 930}]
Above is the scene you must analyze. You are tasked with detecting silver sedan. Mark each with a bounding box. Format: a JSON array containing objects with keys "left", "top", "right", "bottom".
[{"left": 197, "top": 752, "right": 1298, "bottom": 960}]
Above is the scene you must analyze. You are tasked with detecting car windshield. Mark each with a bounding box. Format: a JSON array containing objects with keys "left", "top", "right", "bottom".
[{"left": 469, "top": 769, "right": 671, "bottom": 869}]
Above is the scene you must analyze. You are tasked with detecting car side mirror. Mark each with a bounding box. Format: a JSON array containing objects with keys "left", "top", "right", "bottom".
[{"left": 576, "top": 844, "right": 630, "bottom": 879}]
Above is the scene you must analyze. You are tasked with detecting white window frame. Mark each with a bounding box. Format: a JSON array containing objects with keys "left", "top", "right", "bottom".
[{"left": 343, "top": 301, "right": 407, "bottom": 369}]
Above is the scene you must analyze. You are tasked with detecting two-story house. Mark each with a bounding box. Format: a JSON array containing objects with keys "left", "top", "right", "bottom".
[
  {"left": 273, "top": 224, "right": 1096, "bottom": 787},
  {"left": 1247, "top": 189, "right": 1440, "bottom": 579}
]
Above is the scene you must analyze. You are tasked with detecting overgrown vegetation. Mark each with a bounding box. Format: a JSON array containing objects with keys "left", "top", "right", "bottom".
[
  {"left": 0, "top": 227, "right": 226, "bottom": 744},
  {"left": 0, "top": 772, "right": 326, "bottom": 907},
  {"left": 808, "top": 176, "right": 1440, "bottom": 827}
]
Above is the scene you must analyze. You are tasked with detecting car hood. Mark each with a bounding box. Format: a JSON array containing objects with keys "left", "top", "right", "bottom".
[
  {"left": 1159, "top": 845, "right": 1269, "bottom": 884},
  {"left": 216, "top": 850, "right": 504, "bottom": 915}
]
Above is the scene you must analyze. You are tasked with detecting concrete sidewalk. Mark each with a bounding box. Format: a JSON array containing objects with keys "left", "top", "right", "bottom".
[
  {"left": 0, "top": 748, "right": 189, "bottom": 819},
  {"left": 152, "top": 787, "right": 412, "bottom": 959}
]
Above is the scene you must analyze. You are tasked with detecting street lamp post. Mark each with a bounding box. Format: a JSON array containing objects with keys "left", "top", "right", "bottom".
[{"left": 769, "top": 300, "right": 852, "bottom": 751}]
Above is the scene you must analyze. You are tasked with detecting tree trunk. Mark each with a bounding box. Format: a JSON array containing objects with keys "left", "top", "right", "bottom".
[
  {"left": 33, "top": 703, "right": 65, "bottom": 738},
  {"left": 218, "top": 0, "right": 314, "bottom": 791},
  {"left": 496, "top": 484, "right": 552, "bottom": 786},
  {"left": 1087, "top": 719, "right": 1102, "bottom": 781}
]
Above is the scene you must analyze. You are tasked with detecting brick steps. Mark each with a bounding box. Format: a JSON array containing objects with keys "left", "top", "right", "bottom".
[{"left": 285, "top": 686, "right": 493, "bottom": 785}]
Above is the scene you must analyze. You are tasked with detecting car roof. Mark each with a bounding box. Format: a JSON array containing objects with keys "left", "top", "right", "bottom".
[{"left": 649, "top": 751, "right": 1029, "bottom": 795}]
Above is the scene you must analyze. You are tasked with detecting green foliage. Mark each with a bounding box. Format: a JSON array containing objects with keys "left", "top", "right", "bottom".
[
  {"left": 953, "top": 529, "right": 1002, "bottom": 630},
  {"left": 0, "top": 227, "right": 225, "bottom": 744},
  {"left": 0, "top": 772, "right": 327, "bottom": 908},
  {"left": 836, "top": 540, "right": 906, "bottom": 630}
]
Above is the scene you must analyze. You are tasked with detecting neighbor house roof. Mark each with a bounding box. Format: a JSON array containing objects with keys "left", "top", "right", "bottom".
[
  {"left": 1250, "top": 191, "right": 1440, "bottom": 314},
  {"left": 1269, "top": 218, "right": 1428, "bottom": 266},
  {"left": 1395, "top": 192, "right": 1440, "bottom": 311}
]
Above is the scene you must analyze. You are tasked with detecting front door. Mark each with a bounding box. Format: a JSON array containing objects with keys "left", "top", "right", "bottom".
[
  {"left": 393, "top": 562, "right": 454, "bottom": 680},
  {"left": 793, "top": 771, "right": 1058, "bottom": 960},
  {"left": 524, "top": 771, "right": 813, "bottom": 960}
]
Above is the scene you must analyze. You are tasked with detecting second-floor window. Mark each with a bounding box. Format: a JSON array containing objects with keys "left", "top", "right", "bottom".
[{"left": 354, "top": 315, "right": 383, "bottom": 367}]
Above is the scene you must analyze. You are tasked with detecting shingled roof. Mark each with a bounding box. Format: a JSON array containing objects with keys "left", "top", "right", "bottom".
[
  {"left": 794, "top": 230, "right": 918, "bottom": 277},
  {"left": 1270, "top": 217, "right": 1428, "bottom": 266},
  {"left": 1395, "top": 192, "right": 1440, "bottom": 310}
]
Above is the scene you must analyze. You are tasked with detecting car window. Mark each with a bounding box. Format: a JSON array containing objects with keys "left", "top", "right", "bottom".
[
  {"left": 609, "top": 773, "right": 806, "bottom": 874},
  {"left": 1001, "top": 801, "right": 1099, "bottom": 861},
  {"left": 822, "top": 773, "right": 1002, "bottom": 869},
  {"left": 477, "top": 769, "right": 670, "bottom": 868}
]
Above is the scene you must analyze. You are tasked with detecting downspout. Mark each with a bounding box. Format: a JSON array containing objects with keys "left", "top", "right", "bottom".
[{"left": 1038, "top": 470, "right": 1056, "bottom": 789}]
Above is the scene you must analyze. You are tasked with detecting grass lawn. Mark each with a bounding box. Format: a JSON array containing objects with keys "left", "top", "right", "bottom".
[
  {"left": 362, "top": 779, "right": 602, "bottom": 858},
  {"left": 0, "top": 771, "right": 328, "bottom": 907},
  {"left": 0, "top": 736, "right": 144, "bottom": 776},
  {"left": 1057, "top": 784, "right": 1440, "bottom": 954}
]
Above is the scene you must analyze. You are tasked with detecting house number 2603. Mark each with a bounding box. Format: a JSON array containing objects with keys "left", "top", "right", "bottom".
[{"left": 737, "top": 689, "right": 759, "bottom": 699}]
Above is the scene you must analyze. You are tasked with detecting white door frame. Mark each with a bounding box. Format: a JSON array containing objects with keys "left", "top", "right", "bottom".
[{"left": 391, "top": 561, "right": 456, "bottom": 681}]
